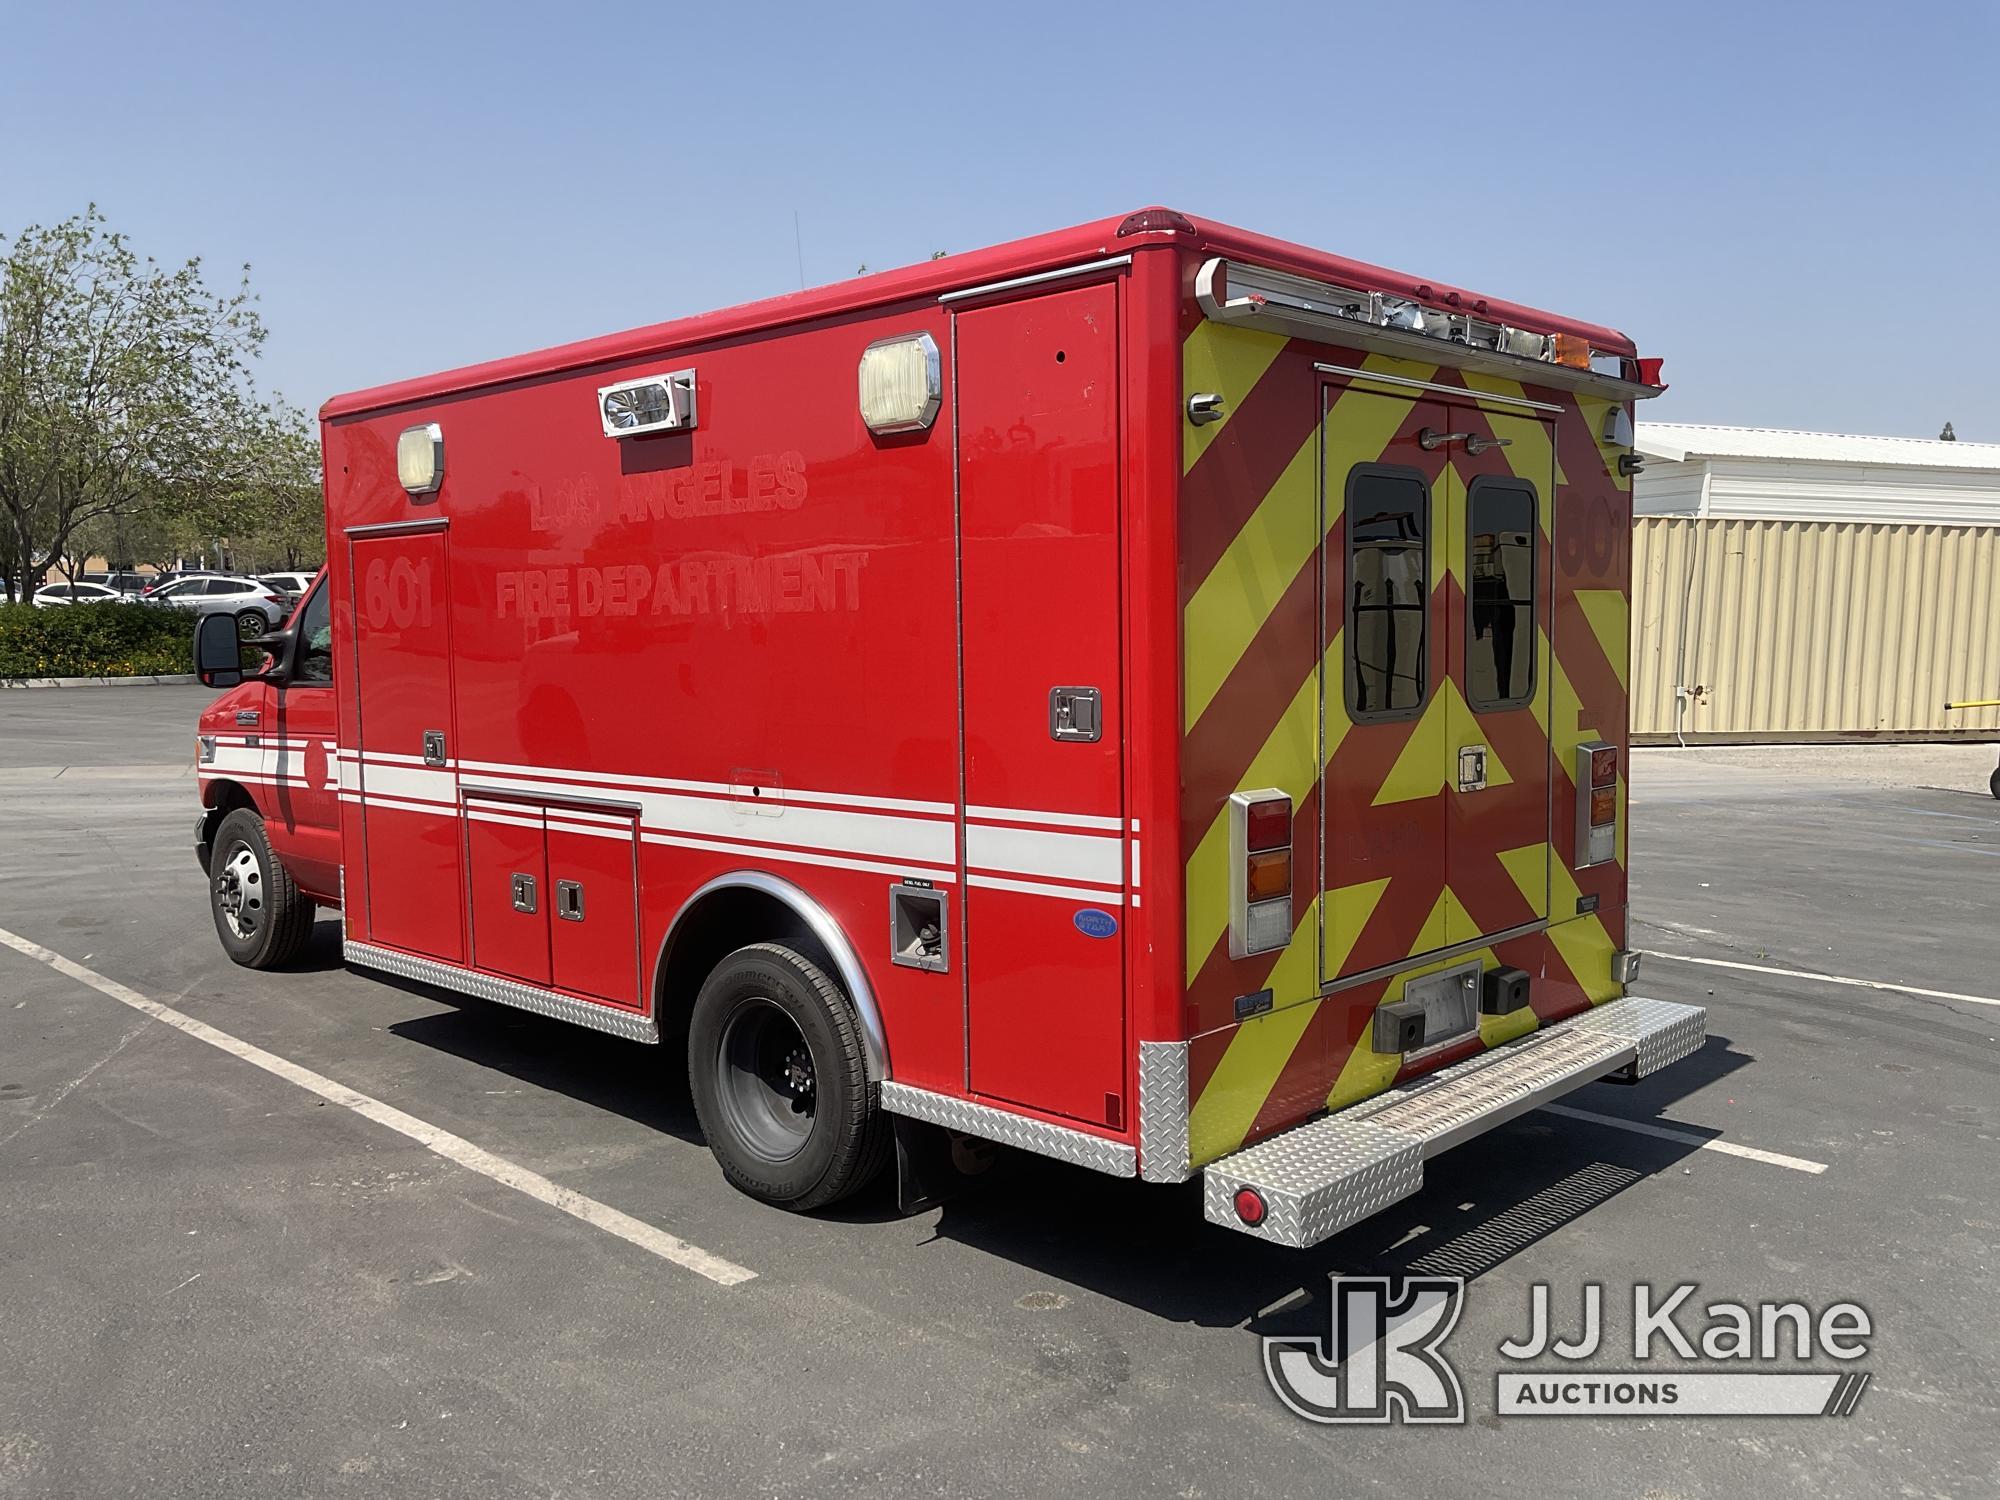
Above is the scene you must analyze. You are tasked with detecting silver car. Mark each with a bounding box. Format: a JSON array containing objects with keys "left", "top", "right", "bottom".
[{"left": 143, "top": 574, "right": 290, "bottom": 637}]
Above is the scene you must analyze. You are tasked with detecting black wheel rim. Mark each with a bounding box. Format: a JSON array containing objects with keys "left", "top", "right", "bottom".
[
  {"left": 236, "top": 612, "right": 261, "bottom": 640},
  {"left": 714, "top": 997, "right": 817, "bottom": 1164}
]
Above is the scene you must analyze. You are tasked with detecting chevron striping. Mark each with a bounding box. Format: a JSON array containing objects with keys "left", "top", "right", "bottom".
[{"left": 1182, "top": 322, "right": 1288, "bottom": 472}]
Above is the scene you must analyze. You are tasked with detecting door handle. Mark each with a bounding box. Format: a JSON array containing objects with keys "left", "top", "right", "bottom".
[{"left": 1457, "top": 745, "right": 1489, "bottom": 793}]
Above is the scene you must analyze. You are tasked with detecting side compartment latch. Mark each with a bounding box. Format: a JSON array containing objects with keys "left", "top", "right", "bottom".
[
  {"left": 423, "top": 729, "right": 447, "bottom": 767},
  {"left": 1049, "top": 687, "right": 1103, "bottom": 743},
  {"left": 510, "top": 873, "right": 538, "bottom": 914}
]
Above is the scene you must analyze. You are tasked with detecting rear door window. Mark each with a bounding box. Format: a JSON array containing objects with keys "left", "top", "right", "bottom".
[
  {"left": 1465, "top": 477, "right": 1538, "bottom": 711},
  {"left": 1344, "top": 465, "right": 1432, "bottom": 720}
]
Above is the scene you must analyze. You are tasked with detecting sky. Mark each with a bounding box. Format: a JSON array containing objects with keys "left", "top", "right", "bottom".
[{"left": 4, "top": 1, "right": 1996, "bottom": 440}]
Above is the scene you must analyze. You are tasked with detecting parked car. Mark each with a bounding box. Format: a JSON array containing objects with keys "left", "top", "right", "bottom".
[
  {"left": 32, "top": 581, "right": 132, "bottom": 608},
  {"left": 258, "top": 571, "right": 317, "bottom": 599},
  {"left": 141, "top": 574, "right": 289, "bottom": 637},
  {"left": 101, "top": 571, "right": 154, "bottom": 596}
]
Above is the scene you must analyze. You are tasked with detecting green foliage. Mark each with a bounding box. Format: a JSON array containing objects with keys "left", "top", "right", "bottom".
[
  {"left": 0, "top": 601, "right": 222, "bottom": 679},
  {"left": 0, "top": 205, "right": 318, "bottom": 597}
]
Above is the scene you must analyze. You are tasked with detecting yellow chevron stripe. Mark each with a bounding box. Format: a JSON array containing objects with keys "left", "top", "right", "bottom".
[
  {"left": 1575, "top": 589, "right": 1628, "bottom": 690},
  {"left": 1182, "top": 644, "right": 1329, "bottom": 987},
  {"left": 1499, "top": 847, "right": 1619, "bottom": 1003},
  {"left": 1182, "top": 324, "right": 1287, "bottom": 473},
  {"left": 1185, "top": 895, "right": 1326, "bottom": 1163},
  {"left": 1182, "top": 431, "right": 1318, "bottom": 731}
]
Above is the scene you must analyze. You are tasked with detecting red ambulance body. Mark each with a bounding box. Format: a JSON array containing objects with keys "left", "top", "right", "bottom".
[{"left": 193, "top": 209, "right": 1704, "bottom": 1245}]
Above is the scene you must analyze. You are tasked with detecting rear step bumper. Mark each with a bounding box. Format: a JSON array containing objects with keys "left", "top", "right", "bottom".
[{"left": 1203, "top": 995, "right": 1706, "bottom": 1248}]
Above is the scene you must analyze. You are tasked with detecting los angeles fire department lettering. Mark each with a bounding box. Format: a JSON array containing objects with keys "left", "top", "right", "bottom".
[
  {"left": 526, "top": 453, "right": 808, "bottom": 532},
  {"left": 495, "top": 551, "right": 865, "bottom": 622}
]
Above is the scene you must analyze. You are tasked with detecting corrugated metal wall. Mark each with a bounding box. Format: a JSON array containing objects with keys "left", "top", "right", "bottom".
[{"left": 1631, "top": 517, "right": 2000, "bottom": 742}]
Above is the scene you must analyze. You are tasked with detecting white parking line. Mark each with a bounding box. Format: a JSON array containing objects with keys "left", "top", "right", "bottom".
[
  {"left": 0, "top": 927, "right": 756, "bottom": 1287},
  {"left": 1646, "top": 949, "right": 2000, "bottom": 1010},
  {"left": 1539, "top": 1103, "right": 1828, "bottom": 1175}
]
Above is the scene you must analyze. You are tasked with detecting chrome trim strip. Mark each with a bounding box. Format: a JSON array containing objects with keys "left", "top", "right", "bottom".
[
  {"left": 458, "top": 782, "right": 642, "bottom": 816},
  {"left": 652, "top": 871, "right": 889, "bottom": 1080},
  {"left": 938, "top": 255, "right": 1132, "bottom": 304},
  {"left": 879, "top": 1082, "right": 1136, "bottom": 1177},
  {"left": 1319, "top": 918, "right": 1550, "bottom": 996},
  {"left": 1137, "top": 1040, "right": 1192, "bottom": 1183},
  {"left": 1314, "top": 362, "right": 1564, "bottom": 413},
  {"left": 341, "top": 518, "right": 451, "bottom": 537},
  {"left": 344, "top": 939, "right": 660, "bottom": 1045}
]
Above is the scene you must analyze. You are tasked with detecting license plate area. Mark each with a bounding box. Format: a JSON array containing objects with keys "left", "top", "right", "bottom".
[{"left": 1401, "top": 960, "right": 1481, "bottom": 1053}]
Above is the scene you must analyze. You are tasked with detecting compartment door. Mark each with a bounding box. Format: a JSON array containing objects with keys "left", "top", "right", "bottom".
[
  {"left": 956, "top": 280, "right": 1128, "bottom": 1129},
  {"left": 1443, "top": 406, "right": 1555, "bottom": 945},
  {"left": 349, "top": 527, "right": 464, "bottom": 962},
  {"left": 1320, "top": 388, "right": 1452, "bottom": 983},
  {"left": 466, "top": 799, "right": 549, "bottom": 986},
  {"left": 547, "top": 811, "right": 642, "bottom": 1008}
]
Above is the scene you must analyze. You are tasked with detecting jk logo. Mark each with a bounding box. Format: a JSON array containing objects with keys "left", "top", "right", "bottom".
[{"left": 1264, "top": 1276, "right": 1467, "bottom": 1424}]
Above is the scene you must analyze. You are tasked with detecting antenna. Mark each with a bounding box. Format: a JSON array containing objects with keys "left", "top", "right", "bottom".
[{"left": 793, "top": 210, "right": 806, "bottom": 291}]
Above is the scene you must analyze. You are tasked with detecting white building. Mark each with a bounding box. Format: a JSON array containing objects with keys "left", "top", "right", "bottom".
[{"left": 1634, "top": 423, "right": 2000, "bottom": 526}]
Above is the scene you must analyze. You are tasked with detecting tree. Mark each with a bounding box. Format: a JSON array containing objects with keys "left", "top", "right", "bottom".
[{"left": 0, "top": 207, "right": 270, "bottom": 599}]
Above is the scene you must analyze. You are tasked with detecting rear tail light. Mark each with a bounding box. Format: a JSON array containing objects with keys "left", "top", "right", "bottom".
[
  {"left": 1232, "top": 1186, "right": 1268, "bottom": 1227},
  {"left": 1575, "top": 740, "right": 1619, "bottom": 868},
  {"left": 1228, "top": 789, "right": 1293, "bottom": 959}
]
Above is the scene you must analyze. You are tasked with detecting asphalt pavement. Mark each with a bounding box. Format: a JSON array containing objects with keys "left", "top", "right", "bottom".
[{"left": 1, "top": 688, "right": 1994, "bottom": 1498}]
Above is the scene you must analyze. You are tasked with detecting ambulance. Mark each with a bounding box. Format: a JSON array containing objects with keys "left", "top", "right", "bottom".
[{"left": 191, "top": 209, "right": 1705, "bottom": 1246}]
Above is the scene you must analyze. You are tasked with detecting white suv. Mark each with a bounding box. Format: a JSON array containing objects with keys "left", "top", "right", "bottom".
[{"left": 143, "top": 575, "right": 290, "bottom": 637}]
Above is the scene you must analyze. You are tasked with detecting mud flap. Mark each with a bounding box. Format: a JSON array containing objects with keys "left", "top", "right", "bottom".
[{"left": 892, "top": 1116, "right": 997, "bottom": 1214}]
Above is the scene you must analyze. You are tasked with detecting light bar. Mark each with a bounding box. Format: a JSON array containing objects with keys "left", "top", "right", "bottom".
[{"left": 1193, "top": 258, "right": 1664, "bottom": 398}]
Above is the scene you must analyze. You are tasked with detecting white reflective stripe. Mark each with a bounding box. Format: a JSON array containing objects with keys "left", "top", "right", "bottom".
[
  {"left": 965, "top": 823, "right": 1123, "bottom": 886},
  {"left": 356, "top": 762, "right": 458, "bottom": 802},
  {"left": 966, "top": 804, "right": 1123, "bottom": 832},
  {"left": 453, "top": 757, "right": 953, "bottom": 817},
  {"left": 548, "top": 820, "right": 634, "bottom": 842},
  {"left": 466, "top": 806, "right": 543, "bottom": 831},
  {"left": 1130, "top": 818, "right": 1141, "bottom": 832},
  {"left": 640, "top": 831, "right": 956, "bottom": 883},
  {"left": 344, "top": 748, "right": 443, "bottom": 767},
  {"left": 546, "top": 806, "right": 635, "bottom": 826},
  {"left": 339, "top": 791, "right": 454, "bottom": 816},
  {"left": 1131, "top": 840, "right": 1141, "bottom": 888},
  {"left": 449, "top": 774, "right": 955, "bottom": 865},
  {"left": 967, "top": 873, "right": 1127, "bottom": 906}
]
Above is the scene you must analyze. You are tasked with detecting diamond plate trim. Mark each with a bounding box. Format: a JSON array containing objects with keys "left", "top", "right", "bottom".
[
  {"left": 1566, "top": 994, "right": 1708, "bottom": 1077},
  {"left": 344, "top": 940, "right": 660, "bottom": 1046},
  {"left": 1205, "top": 1121, "right": 1423, "bottom": 1248},
  {"left": 1201, "top": 992, "right": 1709, "bottom": 1248},
  {"left": 879, "top": 1082, "right": 1136, "bottom": 1177},
  {"left": 1138, "top": 1040, "right": 1192, "bottom": 1183}
]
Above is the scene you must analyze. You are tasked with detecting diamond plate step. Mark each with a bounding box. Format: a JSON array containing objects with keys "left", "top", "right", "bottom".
[{"left": 1204, "top": 995, "right": 1707, "bottom": 1248}]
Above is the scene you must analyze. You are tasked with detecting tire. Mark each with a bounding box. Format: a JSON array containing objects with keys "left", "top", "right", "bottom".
[
  {"left": 235, "top": 609, "right": 267, "bottom": 640},
  {"left": 1990, "top": 765, "right": 2000, "bottom": 800},
  {"left": 688, "top": 943, "right": 889, "bottom": 1211},
  {"left": 209, "top": 807, "right": 316, "bottom": 969}
]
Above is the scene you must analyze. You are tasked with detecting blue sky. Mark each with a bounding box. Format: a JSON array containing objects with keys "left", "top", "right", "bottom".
[{"left": 5, "top": 1, "right": 1995, "bottom": 438}]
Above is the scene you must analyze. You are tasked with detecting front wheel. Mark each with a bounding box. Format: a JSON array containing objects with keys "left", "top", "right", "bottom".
[
  {"left": 209, "top": 807, "right": 316, "bottom": 968},
  {"left": 1990, "top": 764, "right": 1999, "bottom": 800},
  {"left": 688, "top": 943, "right": 888, "bottom": 1211},
  {"left": 235, "top": 609, "right": 267, "bottom": 640}
]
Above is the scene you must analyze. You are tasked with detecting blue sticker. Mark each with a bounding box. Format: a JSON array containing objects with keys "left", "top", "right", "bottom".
[{"left": 1073, "top": 908, "right": 1119, "bottom": 939}]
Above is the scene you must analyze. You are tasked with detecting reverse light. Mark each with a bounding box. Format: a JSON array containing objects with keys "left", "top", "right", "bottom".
[
  {"left": 1229, "top": 790, "right": 1293, "bottom": 959},
  {"left": 396, "top": 422, "right": 445, "bottom": 496},
  {"left": 1575, "top": 740, "right": 1619, "bottom": 868},
  {"left": 858, "top": 332, "right": 942, "bottom": 435}
]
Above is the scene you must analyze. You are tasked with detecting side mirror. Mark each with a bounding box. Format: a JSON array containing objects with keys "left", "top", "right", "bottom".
[{"left": 194, "top": 611, "right": 245, "bottom": 688}]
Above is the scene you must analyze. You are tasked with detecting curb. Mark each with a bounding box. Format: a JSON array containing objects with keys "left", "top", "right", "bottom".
[{"left": 1, "top": 673, "right": 202, "bottom": 689}]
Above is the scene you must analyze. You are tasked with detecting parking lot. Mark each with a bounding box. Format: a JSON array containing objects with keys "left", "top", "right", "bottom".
[{"left": 2, "top": 687, "right": 1995, "bottom": 1498}]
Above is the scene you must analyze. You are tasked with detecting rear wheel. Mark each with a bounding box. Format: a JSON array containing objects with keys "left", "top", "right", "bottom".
[
  {"left": 235, "top": 609, "right": 266, "bottom": 640},
  {"left": 688, "top": 943, "right": 888, "bottom": 1211},
  {"left": 209, "top": 807, "right": 315, "bottom": 969},
  {"left": 1990, "top": 765, "right": 1999, "bottom": 800}
]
